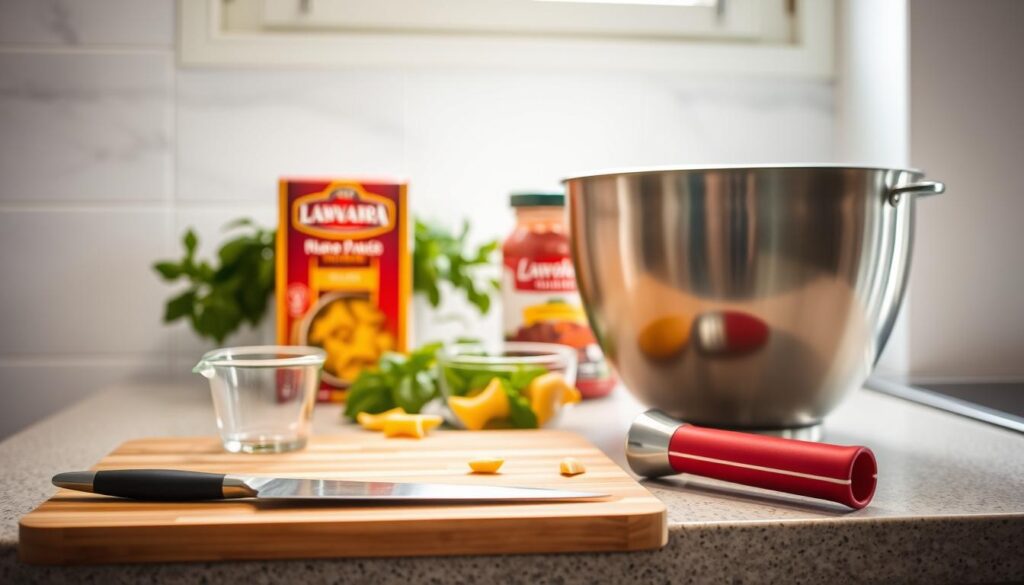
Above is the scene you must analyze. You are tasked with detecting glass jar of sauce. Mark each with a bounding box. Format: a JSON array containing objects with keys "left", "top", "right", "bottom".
[{"left": 501, "top": 192, "right": 615, "bottom": 399}]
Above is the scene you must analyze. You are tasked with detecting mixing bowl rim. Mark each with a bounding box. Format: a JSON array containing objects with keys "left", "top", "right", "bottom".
[
  {"left": 438, "top": 341, "right": 577, "bottom": 367},
  {"left": 562, "top": 163, "right": 925, "bottom": 183}
]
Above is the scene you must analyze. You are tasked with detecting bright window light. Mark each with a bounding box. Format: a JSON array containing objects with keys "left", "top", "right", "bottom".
[{"left": 533, "top": 0, "right": 718, "bottom": 6}]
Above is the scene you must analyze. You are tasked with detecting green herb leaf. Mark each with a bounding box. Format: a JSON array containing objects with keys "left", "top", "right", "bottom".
[
  {"left": 378, "top": 352, "right": 408, "bottom": 379},
  {"left": 426, "top": 281, "right": 441, "bottom": 307},
  {"left": 467, "top": 372, "right": 496, "bottom": 393},
  {"left": 195, "top": 261, "right": 215, "bottom": 282},
  {"left": 393, "top": 370, "right": 437, "bottom": 413},
  {"left": 509, "top": 365, "right": 547, "bottom": 391},
  {"left": 153, "top": 261, "right": 183, "bottom": 280},
  {"left": 412, "top": 218, "right": 499, "bottom": 315},
  {"left": 217, "top": 236, "right": 251, "bottom": 266},
  {"left": 502, "top": 380, "right": 539, "bottom": 429},
  {"left": 472, "top": 241, "right": 500, "bottom": 264},
  {"left": 194, "top": 290, "right": 243, "bottom": 343},
  {"left": 391, "top": 377, "right": 417, "bottom": 413},
  {"left": 342, "top": 342, "right": 445, "bottom": 420},
  {"left": 183, "top": 229, "right": 198, "bottom": 256},
  {"left": 344, "top": 372, "right": 393, "bottom": 418},
  {"left": 257, "top": 255, "right": 274, "bottom": 289},
  {"left": 164, "top": 289, "right": 196, "bottom": 323},
  {"left": 443, "top": 367, "right": 469, "bottom": 397},
  {"left": 154, "top": 221, "right": 275, "bottom": 344},
  {"left": 407, "top": 341, "right": 443, "bottom": 371}
]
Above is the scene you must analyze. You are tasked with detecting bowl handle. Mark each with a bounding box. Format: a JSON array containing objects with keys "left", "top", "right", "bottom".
[{"left": 888, "top": 180, "right": 945, "bottom": 206}]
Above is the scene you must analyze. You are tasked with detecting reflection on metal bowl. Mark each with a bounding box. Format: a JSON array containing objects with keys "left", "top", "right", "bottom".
[
  {"left": 566, "top": 165, "right": 944, "bottom": 429},
  {"left": 694, "top": 311, "right": 770, "bottom": 357}
]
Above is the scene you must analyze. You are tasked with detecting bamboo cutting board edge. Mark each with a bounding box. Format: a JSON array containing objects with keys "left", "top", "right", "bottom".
[{"left": 19, "top": 430, "right": 668, "bottom": 565}]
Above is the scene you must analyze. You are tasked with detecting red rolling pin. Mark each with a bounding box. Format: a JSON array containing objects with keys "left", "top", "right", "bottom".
[{"left": 625, "top": 410, "right": 877, "bottom": 509}]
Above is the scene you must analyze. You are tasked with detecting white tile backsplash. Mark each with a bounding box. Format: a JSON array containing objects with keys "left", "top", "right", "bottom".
[
  {"left": 0, "top": 209, "right": 172, "bottom": 355},
  {"left": 0, "top": 358, "right": 168, "bottom": 438},
  {"left": 0, "top": 0, "right": 173, "bottom": 47},
  {"left": 645, "top": 77, "right": 834, "bottom": 164},
  {"left": 403, "top": 70, "right": 649, "bottom": 240},
  {"left": 0, "top": 51, "right": 173, "bottom": 202},
  {"left": 175, "top": 69, "right": 406, "bottom": 202},
  {"left": 0, "top": 4, "right": 836, "bottom": 439},
  {"left": 404, "top": 71, "right": 834, "bottom": 242}
]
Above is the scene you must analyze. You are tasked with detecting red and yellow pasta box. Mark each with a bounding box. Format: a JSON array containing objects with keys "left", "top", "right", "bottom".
[{"left": 277, "top": 178, "right": 410, "bottom": 402}]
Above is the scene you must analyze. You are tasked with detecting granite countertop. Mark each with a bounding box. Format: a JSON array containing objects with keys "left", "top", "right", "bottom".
[{"left": 1, "top": 381, "right": 1022, "bottom": 584}]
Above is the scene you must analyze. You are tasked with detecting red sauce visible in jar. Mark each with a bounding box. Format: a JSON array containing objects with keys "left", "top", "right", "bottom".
[{"left": 501, "top": 192, "right": 615, "bottom": 399}]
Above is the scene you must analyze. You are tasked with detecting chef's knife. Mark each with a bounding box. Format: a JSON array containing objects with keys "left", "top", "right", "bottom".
[{"left": 52, "top": 469, "right": 606, "bottom": 503}]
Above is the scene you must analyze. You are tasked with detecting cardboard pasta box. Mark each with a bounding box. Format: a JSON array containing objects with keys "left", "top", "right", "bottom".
[{"left": 277, "top": 178, "right": 409, "bottom": 402}]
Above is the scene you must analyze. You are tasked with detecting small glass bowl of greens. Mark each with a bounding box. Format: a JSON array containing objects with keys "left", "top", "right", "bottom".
[{"left": 438, "top": 342, "right": 580, "bottom": 430}]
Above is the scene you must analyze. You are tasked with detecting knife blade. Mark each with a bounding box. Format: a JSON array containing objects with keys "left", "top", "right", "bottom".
[{"left": 52, "top": 469, "right": 607, "bottom": 503}]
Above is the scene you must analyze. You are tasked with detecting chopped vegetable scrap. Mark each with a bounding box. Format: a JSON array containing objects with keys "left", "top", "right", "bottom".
[
  {"left": 382, "top": 414, "right": 443, "bottom": 439},
  {"left": 467, "top": 457, "right": 505, "bottom": 474},
  {"left": 447, "top": 378, "right": 510, "bottom": 431},
  {"left": 356, "top": 407, "right": 406, "bottom": 431},
  {"left": 525, "top": 372, "right": 582, "bottom": 426},
  {"left": 559, "top": 457, "right": 586, "bottom": 476}
]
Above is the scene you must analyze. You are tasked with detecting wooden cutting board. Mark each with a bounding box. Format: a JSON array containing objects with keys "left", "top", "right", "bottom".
[{"left": 19, "top": 430, "right": 666, "bottom": 565}]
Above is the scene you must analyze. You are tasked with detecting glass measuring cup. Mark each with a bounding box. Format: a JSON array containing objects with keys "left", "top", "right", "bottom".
[{"left": 194, "top": 345, "right": 325, "bottom": 453}]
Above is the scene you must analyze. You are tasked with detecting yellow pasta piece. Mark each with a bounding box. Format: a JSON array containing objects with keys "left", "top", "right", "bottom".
[
  {"left": 564, "top": 386, "right": 582, "bottom": 404},
  {"left": 375, "top": 331, "right": 395, "bottom": 352},
  {"left": 383, "top": 414, "right": 444, "bottom": 438},
  {"left": 349, "top": 299, "right": 385, "bottom": 325},
  {"left": 336, "top": 324, "right": 354, "bottom": 343},
  {"left": 420, "top": 414, "right": 444, "bottom": 431},
  {"left": 525, "top": 373, "right": 581, "bottom": 426},
  {"left": 356, "top": 407, "right": 406, "bottom": 431},
  {"left": 316, "top": 301, "right": 355, "bottom": 340},
  {"left": 348, "top": 323, "right": 380, "bottom": 362},
  {"left": 322, "top": 337, "right": 353, "bottom": 375},
  {"left": 308, "top": 314, "right": 334, "bottom": 345},
  {"left": 339, "top": 363, "right": 365, "bottom": 381},
  {"left": 468, "top": 457, "right": 504, "bottom": 474},
  {"left": 559, "top": 457, "right": 586, "bottom": 476},
  {"left": 446, "top": 378, "right": 509, "bottom": 431},
  {"left": 311, "top": 296, "right": 394, "bottom": 382}
]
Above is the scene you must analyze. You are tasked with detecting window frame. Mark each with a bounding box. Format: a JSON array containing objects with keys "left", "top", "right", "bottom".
[{"left": 178, "top": 0, "right": 834, "bottom": 78}]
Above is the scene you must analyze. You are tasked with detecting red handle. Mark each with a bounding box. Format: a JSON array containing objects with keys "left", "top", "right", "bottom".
[{"left": 668, "top": 425, "right": 877, "bottom": 509}]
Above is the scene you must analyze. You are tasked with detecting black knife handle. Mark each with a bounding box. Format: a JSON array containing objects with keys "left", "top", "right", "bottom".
[{"left": 53, "top": 469, "right": 227, "bottom": 500}]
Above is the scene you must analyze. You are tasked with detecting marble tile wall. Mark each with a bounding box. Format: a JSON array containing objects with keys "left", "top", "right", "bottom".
[{"left": 0, "top": 1, "right": 834, "bottom": 437}]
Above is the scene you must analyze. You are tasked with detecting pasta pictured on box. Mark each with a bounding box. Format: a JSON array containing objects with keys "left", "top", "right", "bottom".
[{"left": 277, "top": 178, "right": 410, "bottom": 402}]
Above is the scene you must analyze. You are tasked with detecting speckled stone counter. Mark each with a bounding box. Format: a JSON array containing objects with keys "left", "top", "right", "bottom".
[{"left": 1, "top": 381, "right": 1022, "bottom": 584}]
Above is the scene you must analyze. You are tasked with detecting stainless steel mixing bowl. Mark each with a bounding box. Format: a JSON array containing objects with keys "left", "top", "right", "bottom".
[{"left": 565, "top": 165, "right": 944, "bottom": 430}]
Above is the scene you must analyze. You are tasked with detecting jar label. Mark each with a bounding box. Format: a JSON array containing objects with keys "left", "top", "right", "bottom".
[
  {"left": 508, "top": 256, "right": 577, "bottom": 292},
  {"left": 502, "top": 253, "right": 613, "bottom": 395}
]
